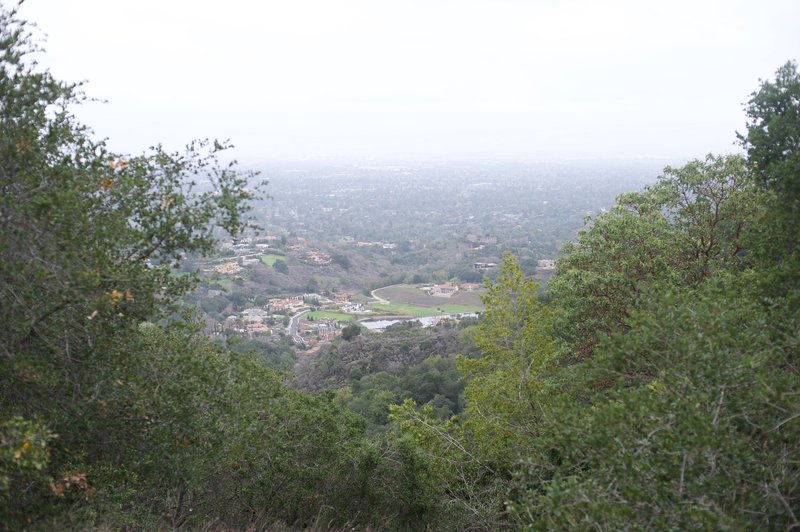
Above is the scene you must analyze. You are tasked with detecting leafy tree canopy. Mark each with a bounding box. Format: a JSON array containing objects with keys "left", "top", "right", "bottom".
[
  {"left": 549, "top": 154, "right": 758, "bottom": 358},
  {"left": 740, "top": 60, "right": 800, "bottom": 214}
]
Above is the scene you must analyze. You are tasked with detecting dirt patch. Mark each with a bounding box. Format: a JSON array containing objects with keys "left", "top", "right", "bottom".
[{"left": 373, "top": 284, "right": 485, "bottom": 308}]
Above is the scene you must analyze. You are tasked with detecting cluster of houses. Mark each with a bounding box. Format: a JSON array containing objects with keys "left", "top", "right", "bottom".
[
  {"left": 219, "top": 235, "right": 277, "bottom": 253},
  {"left": 355, "top": 241, "right": 396, "bottom": 250},
  {"left": 473, "top": 259, "right": 555, "bottom": 272},
  {"left": 309, "top": 319, "right": 337, "bottom": 341},
  {"left": 210, "top": 235, "right": 282, "bottom": 275},
  {"left": 285, "top": 241, "right": 335, "bottom": 265},
  {"left": 220, "top": 308, "right": 342, "bottom": 343},
  {"left": 288, "top": 315, "right": 343, "bottom": 346},
  {"left": 299, "top": 249, "right": 332, "bottom": 265},
  {"left": 221, "top": 308, "right": 280, "bottom": 338},
  {"left": 340, "top": 302, "right": 369, "bottom": 313},
  {"left": 420, "top": 282, "right": 483, "bottom": 298},
  {"left": 209, "top": 236, "right": 343, "bottom": 275},
  {"left": 213, "top": 262, "right": 242, "bottom": 274},
  {"left": 466, "top": 234, "right": 498, "bottom": 245},
  {"left": 427, "top": 283, "right": 459, "bottom": 297},
  {"left": 268, "top": 296, "right": 304, "bottom": 312},
  {"left": 215, "top": 292, "right": 361, "bottom": 340}
]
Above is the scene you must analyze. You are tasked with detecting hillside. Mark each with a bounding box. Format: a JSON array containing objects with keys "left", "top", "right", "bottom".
[{"left": 294, "top": 325, "right": 469, "bottom": 392}]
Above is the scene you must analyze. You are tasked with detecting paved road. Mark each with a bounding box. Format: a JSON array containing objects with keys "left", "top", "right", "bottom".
[{"left": 287, "top": 309, "right": 310, "bottom": 345}]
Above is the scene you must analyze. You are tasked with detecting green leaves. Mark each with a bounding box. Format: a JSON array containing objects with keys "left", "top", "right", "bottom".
[
  {"left": 0, "top": 416, "right": 56, "bottom": 525},
  {"left": 513, "top": 274, "right": 800, "bottom": 529},
  {"left": 739, "top": 61, "right": 800, "bottom": 279},
  {"left": 0, "top": 7, "right": 274, "bottom": 528},
  {"left": 387, "top": 253, "right": 558, "bottom": 527},
  {"left": 741, "top": 61, "right": 800, "bottom": 207},
  {"left": 0, "top": 417, "right": 54, "bottom": 488},
  {"left": 549, "top": 154, "right": 757, "bottom": 359},
  {"left": 507, "top": 100, "right": 796, "bottom": 527},
  {"left": 457, "top": 252, "right": 556, "bottom": 461},
  {"left": 341, "top": 322, "right": 362, "bottom": 341},
  {"left": 0, "top": 6, "right": 264, "bottom": 370}
]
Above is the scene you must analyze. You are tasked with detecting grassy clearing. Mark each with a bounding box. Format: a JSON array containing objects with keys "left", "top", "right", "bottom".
[
  {"left": 260, "top": 254, "right": 285, "bottom": 266},
  {"left": 305, "top": 311, "right": 354, "bottom": 321},
  {"left": 437, "top": 304, "right": 483, "bottom": 314},
  {"left": 369, "top": 303, "right": 442, "bottom": 317},
  {"left": 209, "top": 279, "right": 233, "bottom": 289}
]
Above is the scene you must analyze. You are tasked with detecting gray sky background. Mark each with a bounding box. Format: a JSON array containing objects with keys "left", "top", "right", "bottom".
[{"left": 19, "top": 0, "right": 800, "bottom": 163}]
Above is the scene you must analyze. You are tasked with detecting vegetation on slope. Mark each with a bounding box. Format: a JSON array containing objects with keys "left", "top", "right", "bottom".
[
  {"left": 391, "top": 62, "right": 800, "bottom": 529},
  {"left": 0, "top": 8, "right": 434, "bottom": 529}
]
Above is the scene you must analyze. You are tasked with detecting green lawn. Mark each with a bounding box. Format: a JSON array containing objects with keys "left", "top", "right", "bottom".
[
  {"left": 210, "top": 279, "right": 233, "bottom": 289},
  {"left": 437, "top": 304, "right": 483, "bottom": 314},
  {"left": 305, "top": 311, "right": 354, "bottom": 321},
  {"left": 260, "top": 254, "right": 285, "bottom": 266},
  {"left": 370, "top": 303, "right": 443, "bottom": 317}
]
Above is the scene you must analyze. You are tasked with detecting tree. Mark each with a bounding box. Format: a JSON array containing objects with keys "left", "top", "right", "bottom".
[
  {"left": 341, "top": 323, "right": 362, "bottom": 341},
  {"left": 332, "top": 252, "right": 351, "bottom": 269},
  {"left": 505, "top": 67, "right": 800, "bottom": 527},
  {"left": 457, "top": 251, "right": 557, "bottom": 462},
  {"left": 510, "top": 273, "right": 800, "bottom": 530},
  {"left": 0, "top": 2, "right": 262, "bottom": 364},
  {"left": 548, "top": 155, "right": 757, "bottom": 359},
  {"left": 0, "top": 6, "right": 260, "bottom": 525},
  {"left": 273, "top": 258, "right": 288, "bottom": 273},
  {"left": 740, "top": 61, "right": 800, "bottom": 215},
  {"left": 388, "top": 253, "right": 558, "bottom": 529},
  {"left": 305, "top": 276, "right": 320, "bottom": 294},
  {"left": 739, "top": 61, "right": 800, "bottom": 274}
]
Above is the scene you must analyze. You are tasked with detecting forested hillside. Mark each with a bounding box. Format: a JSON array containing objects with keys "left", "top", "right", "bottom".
[
  {"left": 295, "top": 324, "right": 468, "bottom": 392},
  {"left": 2, "top": 5, "right": 798, "bottom": 530}
]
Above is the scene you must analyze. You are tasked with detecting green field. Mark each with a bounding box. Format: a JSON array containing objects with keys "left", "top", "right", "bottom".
[
  {"left": 369, "top": 303, "right": 439, "bottom": 317},
  {"left": 304, "top": 311, "right": 354, "bottom": 321},
  {"left": 436, "top": 304, "right": 483, "bottom": 314},
  {"left": 260, "top": 254, "right": 285, "bottom": 266},
  {"left": 210, "top": 278, "right": 233, "bottom": 289}
]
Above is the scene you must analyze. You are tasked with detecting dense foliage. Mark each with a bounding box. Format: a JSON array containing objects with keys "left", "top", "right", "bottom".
[
  {"left": 295, "top": 324, "right": 468, "bottom": 392},
  {"left": 391, "top": 63, "right": 800, "bottom": 528}
]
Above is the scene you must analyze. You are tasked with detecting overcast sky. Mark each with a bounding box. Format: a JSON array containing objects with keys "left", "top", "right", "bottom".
[{"left": 18, "top": 0, "right": 800, "bottom": 163}]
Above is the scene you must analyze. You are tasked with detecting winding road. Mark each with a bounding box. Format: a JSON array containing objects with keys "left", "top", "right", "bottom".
[{"left": 286, "top": 309, "right": 310, "bottom": 345}]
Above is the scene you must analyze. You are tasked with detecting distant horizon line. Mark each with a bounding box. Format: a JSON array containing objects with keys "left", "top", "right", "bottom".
[{"left": 234, "top": 152, "right": 740, "bottom": 168}]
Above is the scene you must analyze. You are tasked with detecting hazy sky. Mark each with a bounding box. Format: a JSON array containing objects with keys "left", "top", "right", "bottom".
[{"left": 18, "top": 0, "right": 800, "bottom": 162}]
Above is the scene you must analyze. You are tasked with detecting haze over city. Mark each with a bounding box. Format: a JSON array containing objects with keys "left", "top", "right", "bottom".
[{"left": 20, "top": 0, "right": 800, "bottom": 162}]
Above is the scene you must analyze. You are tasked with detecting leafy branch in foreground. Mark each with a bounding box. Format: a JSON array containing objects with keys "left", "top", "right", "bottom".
[{"left": 0, "top": 5, "right": 262, "bottom": 526}]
